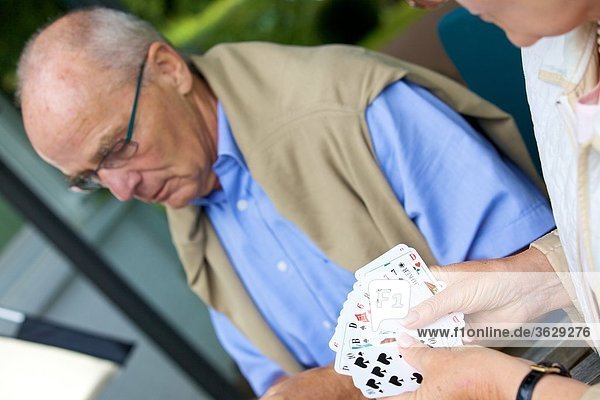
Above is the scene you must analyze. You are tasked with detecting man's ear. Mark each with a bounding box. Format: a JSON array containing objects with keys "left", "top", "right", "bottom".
[{"left": 146, "top": 41, "right": 193, "bottom": 94}]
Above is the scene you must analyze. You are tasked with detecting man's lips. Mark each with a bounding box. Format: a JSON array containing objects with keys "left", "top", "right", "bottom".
[{"left": 152, "top": 182, "right": 170, "bottom": 202}]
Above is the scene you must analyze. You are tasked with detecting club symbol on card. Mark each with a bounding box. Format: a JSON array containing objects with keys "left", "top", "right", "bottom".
[
  {"left": 366, "top": 379, "right": 383, "bottom": 393},
  {"left": 411, "top": 372, "right": 423, "bottom": 384},
  {"left": 389, "top": 376, "right": 404, "bottom": 387},
  {"left": 354, "top": 357, "right": 369, "bottom": 369},
  {"left": 377, "top": 353, "right": 392, "bottom": 365},
  {"left": 371, "top": 366, "right": 386, "bottom": 377}
]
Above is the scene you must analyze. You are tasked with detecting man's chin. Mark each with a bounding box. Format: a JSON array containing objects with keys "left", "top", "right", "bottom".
[
  {"left": 159, "top": 184, "right": 211, "bottom": 208},
  {"left": 161, "top": 191, "right": 197, "bottom": 209}
]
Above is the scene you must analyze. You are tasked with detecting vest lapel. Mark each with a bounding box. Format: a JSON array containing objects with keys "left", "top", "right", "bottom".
[{"left": 166, "top": 205, "right": 303, "bottom": 374}]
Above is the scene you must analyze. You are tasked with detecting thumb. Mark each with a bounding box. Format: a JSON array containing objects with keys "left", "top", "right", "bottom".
[
  {"left": 395, "top": 333, "right": 430, "bottom": 373},
  {"left": 399, "top": 287, "right": 464, "bottom": 329}
]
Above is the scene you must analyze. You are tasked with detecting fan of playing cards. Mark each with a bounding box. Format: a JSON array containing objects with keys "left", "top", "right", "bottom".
[{"left": 329, "top": 244, "right": 465, "bottom": 398}]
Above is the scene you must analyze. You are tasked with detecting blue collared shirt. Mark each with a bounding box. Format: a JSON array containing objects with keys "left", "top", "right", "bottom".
[{"left": 192, "top": 80, "right": 555, "bottom": 395}]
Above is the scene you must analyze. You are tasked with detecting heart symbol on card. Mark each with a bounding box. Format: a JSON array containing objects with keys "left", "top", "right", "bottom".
[
  {"left": 366, "top": 379, "right": 382, "bottom": 391},
  {"left": 411, "top": 372, "right": 423, "bottom": 384},
  {"left": 377, "top": 353, "right": 392, "bottom": 365},
  {"left": 389, "top": 376, "right": 404, "bottom": 386},
  {"left": 354, "top": 357, "right": 369, "bottom": 368},
  {"left": 371, "top": 366, "right": 385, "bottom": 377},
  {"left": 414, "top": 262, "right": 421, "bottom": 270}
]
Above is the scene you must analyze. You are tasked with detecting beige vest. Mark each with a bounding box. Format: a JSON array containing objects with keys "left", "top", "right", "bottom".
[{"left": 166, "top": 43, "right": 542, "bottom": 374}]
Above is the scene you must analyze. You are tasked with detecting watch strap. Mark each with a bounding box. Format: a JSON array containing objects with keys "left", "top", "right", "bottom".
[{"left": 516, "top": 362, "right": 570, "bottom": 400}]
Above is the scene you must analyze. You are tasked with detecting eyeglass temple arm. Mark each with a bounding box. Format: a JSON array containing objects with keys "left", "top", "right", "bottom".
[{"left": 125, "top": 60, "right": 146, "bottom": 143}]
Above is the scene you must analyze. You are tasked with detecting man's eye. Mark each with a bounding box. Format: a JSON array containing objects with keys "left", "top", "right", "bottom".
[{"left": 94, "top": 144, "right": 113, "bottom": 163}]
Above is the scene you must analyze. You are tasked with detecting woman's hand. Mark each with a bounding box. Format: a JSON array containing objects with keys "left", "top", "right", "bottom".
[{"left": 400, "top": 248, "right": 573, "bottom": 333}]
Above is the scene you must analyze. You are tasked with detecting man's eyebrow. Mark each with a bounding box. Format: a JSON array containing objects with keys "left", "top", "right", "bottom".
[
  {"left": 89, "top": 132, "right": 119, "bottom": 165},
  {"left": 68, "top": 130, "right": 121, "bottom": 180}
]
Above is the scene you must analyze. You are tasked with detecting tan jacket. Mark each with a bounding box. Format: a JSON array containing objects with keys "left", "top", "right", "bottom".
[{"left": 167, "top": 42, "right": 541, "bottom": 374}]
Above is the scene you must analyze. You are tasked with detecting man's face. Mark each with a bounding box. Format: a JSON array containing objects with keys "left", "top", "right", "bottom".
[
  {"left": 412, "top": 0, "right": 590, "bottom": 47},
  {"left": 22, "top": 54, "right": 219, "bottom": 208}
]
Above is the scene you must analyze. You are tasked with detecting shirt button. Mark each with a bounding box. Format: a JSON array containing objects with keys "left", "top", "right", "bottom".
[
  {"left": 276, "top": 261, "right": 288, "bottom": 272},
  {"left": 323, "top": 320, "right": 332, "bottom": 330},
  {"left": 236, "top": 199, "right": 248, "bottom": 211}
]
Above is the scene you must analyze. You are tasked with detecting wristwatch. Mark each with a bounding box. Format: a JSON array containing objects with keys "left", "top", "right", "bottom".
[{"left": 516, "top": 361, "right": 571, "bottom": 400}]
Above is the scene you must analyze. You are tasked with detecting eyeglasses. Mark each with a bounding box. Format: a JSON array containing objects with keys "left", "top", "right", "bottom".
[{"left": 68, "top": 58, "right": 147, "bottom": 192}]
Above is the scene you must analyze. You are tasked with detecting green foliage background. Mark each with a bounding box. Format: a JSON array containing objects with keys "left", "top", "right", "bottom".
[{"left": 0, "top": 0, "right": 424, "bottom": 96}]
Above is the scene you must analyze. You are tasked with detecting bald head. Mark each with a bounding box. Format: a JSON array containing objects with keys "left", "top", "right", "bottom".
[{"left": 17, "top": 7, "right": 166, "bottom": 104}]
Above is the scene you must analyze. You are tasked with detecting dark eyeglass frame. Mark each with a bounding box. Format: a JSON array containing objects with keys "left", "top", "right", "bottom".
[{"left": 69, "top": 58, "right": 147, "bottom": 192}]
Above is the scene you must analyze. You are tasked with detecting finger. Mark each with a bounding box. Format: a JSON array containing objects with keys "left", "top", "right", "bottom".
[
  {"left": 396, "top": 333, "right": 431, "bottom": 372},
  {"left": 459, "top": 318, "right": 475, "bottom": 344},
  {"left": 399, "top": 288, "right": 464, "bottom": 328}
]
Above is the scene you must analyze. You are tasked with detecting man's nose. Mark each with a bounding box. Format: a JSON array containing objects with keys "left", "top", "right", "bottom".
[{"left": 97, "top": 169, "right": 141, "bottom": 201}]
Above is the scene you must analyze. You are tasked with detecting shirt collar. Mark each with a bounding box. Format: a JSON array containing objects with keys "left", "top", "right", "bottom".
[
  {"left": 190, "top": 102, "right": 244, "bottom": 206},
  {"left": 215, "top": 101, "right": 244, "bottom": 161}
]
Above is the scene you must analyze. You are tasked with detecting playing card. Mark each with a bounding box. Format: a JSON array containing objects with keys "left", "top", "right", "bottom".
[
  {"left": 329, "top": 286, "right": 372, "bottom": 351},
  {"left": 335, "top": 321, "right": 371, "bottom": 374},
  {"left": 364, "top": 250, "right": 440, "bottom": 295},
  {"left": 402, "top": 248, "right": 442, "bottom": 295},
  {"left": 360, "top": 252, "right": 464, "bottom": 346},
  {"left": 355, "top": 244, "right": 411, "bottom": 280},
  {"left": 347, "top": 346, "right": 422, "bottom": 398},
  {"left": 331, "top": 244, "right": 465, "bottom": 397}
]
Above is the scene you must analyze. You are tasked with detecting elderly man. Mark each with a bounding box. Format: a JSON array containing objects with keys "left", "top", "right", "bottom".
[
  {"left": 17, "top": 7, "right": 554, "bottom": 399},
  {"left": 393, "top": 1, "right": 600, "bottom": 400}
]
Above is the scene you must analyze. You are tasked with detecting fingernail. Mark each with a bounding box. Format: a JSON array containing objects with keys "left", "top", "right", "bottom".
[
  {"left": 399, "top": 310, "right": 418, "bottom": 327},
  {"left": 397, "top": 332, "right": 417, "bottom": 348}
]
